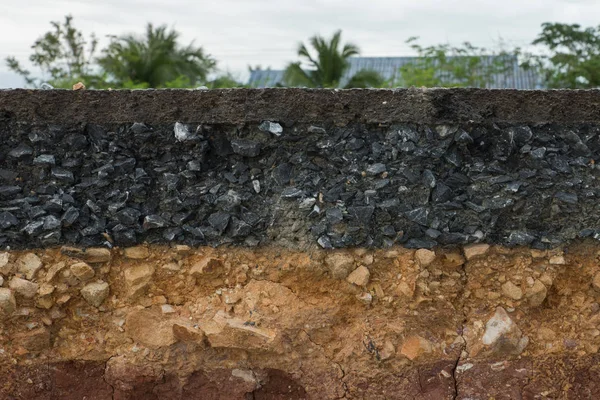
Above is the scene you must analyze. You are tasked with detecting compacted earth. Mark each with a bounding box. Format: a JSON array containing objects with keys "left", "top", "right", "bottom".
[{"left": 1, "top": 242, "right": 600, "bottom": 399}]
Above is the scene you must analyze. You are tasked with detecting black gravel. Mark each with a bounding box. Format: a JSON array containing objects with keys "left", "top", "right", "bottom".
[{"left": 1, "top": 119, "right": 599, "bottom": 249}]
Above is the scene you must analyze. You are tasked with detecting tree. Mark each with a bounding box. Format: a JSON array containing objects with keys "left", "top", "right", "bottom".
[
  {"left": 526, "top": 23, "right": 600, "bottom": 88},
  {"left": 283, "top": 30, "right": 382, "bottom": 88},
  {"left": 5, "top": 15, "right": 98, "bottom": 88},
  {"left": 98, "top": 24, "right": 216, "bottom": 88},
  {"left": 396, "top": 37, "right": 517, "bottom": 88}
]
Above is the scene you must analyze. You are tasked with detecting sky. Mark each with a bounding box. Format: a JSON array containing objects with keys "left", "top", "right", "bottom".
[{"left": 0, "top": 0, "right": 598, "bottom": 88}]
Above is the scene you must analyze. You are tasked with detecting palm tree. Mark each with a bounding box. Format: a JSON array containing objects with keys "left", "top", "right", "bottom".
[
  {"left": 98, "top": 24, "right": 216, "bottom": 88},
  {"left": 284, "top": 30, "right": 382, "bottom": 88}
]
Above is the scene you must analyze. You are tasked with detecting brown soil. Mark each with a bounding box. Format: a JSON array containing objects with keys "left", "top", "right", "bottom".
[{"left": 1, "top": 242, "right": 600, "bottom": 399}]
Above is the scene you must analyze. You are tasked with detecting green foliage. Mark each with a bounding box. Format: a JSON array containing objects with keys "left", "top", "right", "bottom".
[
  {"left": 98, "top": 24, "right": 216, "bottom": 88},
  {"left": 395, "top": 37, "right": 517, "bottom": 88},
  {"left": 283, "top": 30, "right": 382, "bottom": 88},
  {"left": 5, "top": 15, "right": 98, "bottom": 87},
  {"left": 526, "top": 23, "right": 600, "bottom": 88}
]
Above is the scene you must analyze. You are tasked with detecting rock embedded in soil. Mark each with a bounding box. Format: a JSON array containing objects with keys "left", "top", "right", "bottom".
[{"left": 80, "top": 281, "right": 110, "bottom": 307}]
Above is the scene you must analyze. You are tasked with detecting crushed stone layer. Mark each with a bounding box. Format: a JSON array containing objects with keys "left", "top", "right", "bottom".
[
  {"left": 2, "top": 119, "right": 600, "bottom": 249},
  {"left": 1, "top": 242, "right": 600, "bottom": 399}
]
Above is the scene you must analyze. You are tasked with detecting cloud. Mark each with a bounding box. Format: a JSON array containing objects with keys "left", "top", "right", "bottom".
[{"left": 1, "top": 0, "right": 599, "bottom": 87}]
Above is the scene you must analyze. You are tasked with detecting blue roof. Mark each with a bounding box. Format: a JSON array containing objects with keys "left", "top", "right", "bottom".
[{"left": 248, "top": 56, "right": 543, "bottom": 89}]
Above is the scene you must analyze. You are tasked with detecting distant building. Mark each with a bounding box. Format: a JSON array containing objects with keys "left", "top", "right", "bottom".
[{"left": 248, "top": 56, "right": 543, "bottom": 89}]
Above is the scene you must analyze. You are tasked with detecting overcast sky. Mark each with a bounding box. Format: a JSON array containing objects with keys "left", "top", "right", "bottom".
[{"left": 0, "top": 0, "right": 598, "bottom": 87}]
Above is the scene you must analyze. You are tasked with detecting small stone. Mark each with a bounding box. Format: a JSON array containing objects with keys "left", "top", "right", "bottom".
[
  {"left": 126, "top": 309, "right": 176, "bottom": 348},
  {"left": 84, "top": 248, "right": 111, "bottom": 263},
  {"left": 45, "top": 262, "right": 66, "bottom": 282},
  {"left": 70, "top": 262, "right": 95, "bottom": 281},
  {"left": 308, "top": 125, "right": 326, "bottom": 134},
  {"left": 123, "top": 246, "right": 150, "bottom": 259},
  {"left": 258, "top": 121, "right": 283, "bottom": 135},
  {"left": 8, "top": 144, "right": 33, "bottom": 158},
  {"left": 400, "top": 335, "right": 432, "bottom": 361},
  {"left": 172, "top": 323, "right": 205, "bottom": 343},
  {"left": 174, "top": 122, "right": 196, "bottom": 142},
  {"left": 0, "top": 288, "right": 16, "bottom": 315},
  {"left": 0, "top": 211, "right": 18, "bottom": 229},
  {"left": 13, "top": 327, "right": 50, "bottom": 352},
  {"left": 33, "top": 154, "right": 55, "bottom": 165},
  {"left": 16, "top": 253, "right": 43, "bottom": 280},
  {"left": 442, "top": 252, "right": 465, "bottom": 268},
  {"left": 190, "top": 258, "right": 223, "bottom": 276},
  {"left": 592, "top": 273, "right": 600, "bottom": 292},
  {"left": 161, "top": 304, "right": 176, "bottom": 314},
  {"left": 482, "top": 307, "right": 528, "bottom": 355},
  {"left": 9, "top": 277, "right": 39, "bottom": 298},
  {"left": 463, "top": 244, "right": 490, "bottom": 260},
  {"left": 501, "top": 281, "right": 523, "bottom": 300},
  {"left": 548, "top": 255, "right": 566, "bottom": 265},
  {"left": 379, "top": 341, "right": 396, "bottom": 360},
  {"left": 325, "top": 253, "right": 355, "bottom": 279},
  {"left": 525, "top": 279, "right": 547, "bottom": 307},
  {"left": 143, "top": 215, "right": 168, "bottom": 230},
  {"left": 80, "top": 281, "right": 110, "bottom": 307},
  {"left": 356, "top": 292, "right": 372, "bottom": 304},
  {"left": 0, "top": 252, "right": 10, "bottom": 275},
  {"left": 124, "top": 264, "right": 155, "bottom": 297},
  {"left": 61, "top": 207, "right": 80, "bottom": 226},
  {"left": 346, "top": 266, "right": 370, "bottom": 286},
  {"left": 208, "top": 212, "right": 230, "bottom": 234},
  {"left": 72, "top": 81, "right": 85, "bottom": 90},
  {"left": 415, "top": 249, "right": 436, "bottom": 267},
  {"left": 252, "top": 180, "right": 261, "bottom": 193},
  {"left": 51, "top": 167, "right": 74, "bottom": 182},
  {"left": 366, "top": 163, "right": 386, "bottom": 175},
  {"left": 231, "top": 139, "right": 261, "bottom": 157}
]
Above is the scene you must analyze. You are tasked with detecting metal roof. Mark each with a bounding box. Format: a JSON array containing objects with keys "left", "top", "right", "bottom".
[{"left": 248, "top": 56, "right": 543, "bottom": 89}]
